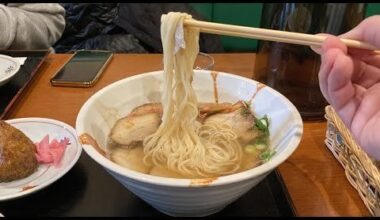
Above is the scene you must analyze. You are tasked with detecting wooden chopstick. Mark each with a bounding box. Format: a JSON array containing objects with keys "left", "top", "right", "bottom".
[
  {"left": 184, "top": 19, "right": 379, "bottom": 51},
  {"left": 199, "top": 27, "right": 322, "bottom": 47}
]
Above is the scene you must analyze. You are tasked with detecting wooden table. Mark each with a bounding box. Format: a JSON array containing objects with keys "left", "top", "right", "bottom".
[{"left": 7, "top": 53, "right": 369, "bottom": 216}]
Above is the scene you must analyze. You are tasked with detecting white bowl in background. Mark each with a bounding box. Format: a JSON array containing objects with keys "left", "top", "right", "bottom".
[
  {"left": 76, "top": 70, "right": 303, "bottom": 217},
  {"left": 0, "top": 54, "right": 21, "bottom": 87}
]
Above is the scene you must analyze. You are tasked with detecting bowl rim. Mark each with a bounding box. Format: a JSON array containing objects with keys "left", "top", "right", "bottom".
[
  {"left": 0, "top": 54, "right": 21, "bottom": 86},
  {"left": 76, "top": 70, "right": 303, "bottom": 187}
]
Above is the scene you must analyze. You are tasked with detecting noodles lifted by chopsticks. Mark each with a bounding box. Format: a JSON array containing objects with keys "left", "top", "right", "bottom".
[{"left": 143, "top": 12, "right": 242, "bottom": 178}]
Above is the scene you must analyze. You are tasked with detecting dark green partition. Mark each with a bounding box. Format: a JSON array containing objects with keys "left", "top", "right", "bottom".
[
  {"left": 190, "top": 3, "right": 379, "bottom": 52},
  {"left": 366, "top": 3, "right": 380, "bottom": 17}
]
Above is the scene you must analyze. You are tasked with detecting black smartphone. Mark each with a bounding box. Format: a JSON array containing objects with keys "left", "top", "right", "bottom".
[{"left": 50, "top": 50, "right": 113, "bottom": 87}]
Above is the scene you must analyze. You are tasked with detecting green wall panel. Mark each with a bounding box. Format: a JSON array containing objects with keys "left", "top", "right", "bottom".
[
  {"left": 366, "top": 3, "right": 380, "bottom": 17},
  {"left": 190, "top": 3, "right": 263, "bottom": 52},
  {"left": 190, "top": 3, "right": 379, "bottom": 51},
  {"left": 213, "top": 3, "right": 263, "bottom": 52},
  {"left": 189, "top": 3, "right": 213, "bottom": 21}
]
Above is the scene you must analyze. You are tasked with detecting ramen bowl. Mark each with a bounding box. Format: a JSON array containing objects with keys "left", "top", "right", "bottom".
[{"left": 76, "top": 70, "right": 303, "bottom": 217}]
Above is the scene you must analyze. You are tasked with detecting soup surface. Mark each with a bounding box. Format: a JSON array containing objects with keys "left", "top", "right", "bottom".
[{"left": 106, "top": 101, "right": 274, "bottom": 178}]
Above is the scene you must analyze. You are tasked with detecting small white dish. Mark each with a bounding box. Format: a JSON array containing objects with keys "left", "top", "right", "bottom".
[
  {"left": 0, "top": 117, "right": 82, "bottom": 201},
  {"left": 0, "top": 54, "right": 21, "bottom": 87}
]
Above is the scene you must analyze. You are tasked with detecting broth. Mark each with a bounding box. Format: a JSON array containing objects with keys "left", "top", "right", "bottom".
[{"left": 106, "top": 101, "right": 273, "bottom": 178}]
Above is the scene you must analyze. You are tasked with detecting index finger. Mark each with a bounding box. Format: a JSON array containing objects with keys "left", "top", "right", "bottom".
[{"left": 339, "top": 15, "right": 380, "bottom": 48}]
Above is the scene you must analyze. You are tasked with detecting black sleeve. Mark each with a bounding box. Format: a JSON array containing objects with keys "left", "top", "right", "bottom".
[{"left": 114, "top": 3, "right": 225, "bottom": 53}]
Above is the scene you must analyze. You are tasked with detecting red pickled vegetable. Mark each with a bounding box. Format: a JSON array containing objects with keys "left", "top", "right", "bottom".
[{"left": 35, "top": 135, "right": 70, "bottom": 167}]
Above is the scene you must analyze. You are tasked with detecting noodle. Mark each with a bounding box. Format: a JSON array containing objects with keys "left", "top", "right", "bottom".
[{"left": 143, "top": 12, "right": 242, "bottom": 178}]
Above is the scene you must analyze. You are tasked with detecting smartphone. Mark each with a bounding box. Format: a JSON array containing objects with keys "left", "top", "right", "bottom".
[{"left": 50, "top": 50, "right": 113, "bottom": 87}]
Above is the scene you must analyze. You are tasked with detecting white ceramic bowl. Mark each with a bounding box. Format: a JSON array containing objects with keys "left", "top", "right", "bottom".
[
  {"left": 76, "top": 70, "right": 303, "bottom": 217},
  {"left": 0, "top": 54, "right": 21, "bottom": 87}
]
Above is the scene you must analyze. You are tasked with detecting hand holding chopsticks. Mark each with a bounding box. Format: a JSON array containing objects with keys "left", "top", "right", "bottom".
[{"left": 183, "top": 18, "right": 380, "bottom": 52}]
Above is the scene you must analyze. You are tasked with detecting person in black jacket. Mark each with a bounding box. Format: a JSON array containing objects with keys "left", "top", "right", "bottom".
[{"left": 53, "top": 3, "right": 224, "bottom": 53}]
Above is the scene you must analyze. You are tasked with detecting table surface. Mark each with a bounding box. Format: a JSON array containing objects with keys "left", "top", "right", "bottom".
[{"left": 5, "top": 53, "right": 370, "bottom": 216}]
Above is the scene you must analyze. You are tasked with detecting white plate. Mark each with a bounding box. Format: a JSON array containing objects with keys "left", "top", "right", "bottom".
[
  {"left": 0, "top": 54, "right": 21, "bottom": 87},
  {"left": 0, "top": 118, "right": 82, "bottom": 201}
]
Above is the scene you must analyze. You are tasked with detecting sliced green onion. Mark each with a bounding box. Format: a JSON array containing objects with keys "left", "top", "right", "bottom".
[
  {"left": 244, "top": 145, "right": 257, "bottom": 154},
  {"left": 259, "top": 149, "right": 276, "bottom": 162},
  {"left": 255, "top": 143, "right": 267, "bottom": 150},
  {"left": 254, "top": 115, "right": 270, "bottom": 134},
  {"left": 260, "top": 118, "right": 268, "bottom": 127}
]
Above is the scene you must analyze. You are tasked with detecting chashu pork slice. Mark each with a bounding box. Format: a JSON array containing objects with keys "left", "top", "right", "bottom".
[
  {"left": 110, "top": 113, "right": 161, "bottom": 146},
  {"left": 203, "top": 103, "right": 259, "bottom": 144},
  {"left": 109, "top": 101, "right": 241, "bottom": 147}
]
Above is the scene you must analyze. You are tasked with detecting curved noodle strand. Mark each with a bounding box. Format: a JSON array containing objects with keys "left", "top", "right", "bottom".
[{"left": 143, "top": 12, "right": 242, "bottom": 178}]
